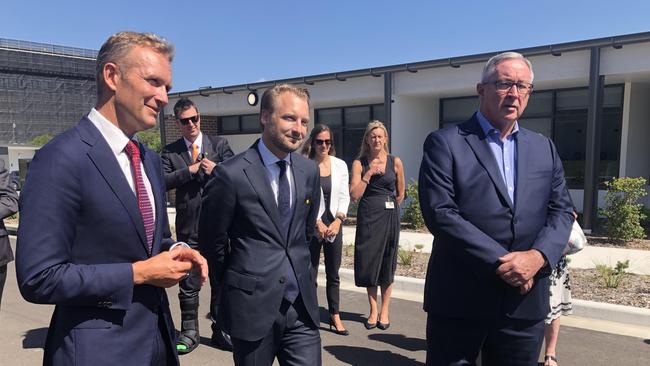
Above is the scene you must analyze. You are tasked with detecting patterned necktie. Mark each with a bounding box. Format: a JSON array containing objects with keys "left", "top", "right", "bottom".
[
  {"left": 125, "top": 140, "right": 155, "bottom": 254},
  {"left": 276, "top": 160, "right": 298, "bottom": 303},
  {"left": 191, "top": 143, "right": 199, "bottom": 163}
]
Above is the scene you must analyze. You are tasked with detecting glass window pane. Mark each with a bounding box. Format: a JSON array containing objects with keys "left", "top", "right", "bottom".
[
  {"left": 599, "top": 109, "right": 622, "bottom": 184},
  {"left": 522, "top": 91, "right": 552, "bottom": 116},
  {"left": 372, "top": 104, "right": 386, "bottom": 123},
  {"left": 344, "top": 106, "right": 371, "bottom": 127},
  {"left": 519, "top": 117, "right": 552, "bottom": 137},
  {"left": 316, "top": 108, "right": 342, "bottom": 126},
  {"left": 603, "top": 85, "right": 624, "bottom": 108},
  {"left": 556, "top": 89, "right": 588, "bottom": 111},
  {"left": 330, "top": 127, "right": 344, "bottom": 160},
  {"left": 441, "top": 97, "right": 478, "bottom": 122},
  {"left": 554, "top": 112, "right": 587, "bottom": 187},
  {"left": 220, "top": 116, "right": 239, "bottom": 133},
  {"left": 342, "top": 128, "right": 365, "bottom": 167},
  {"left": 241, "top": 114, "right": 260, "bottom": 132}
]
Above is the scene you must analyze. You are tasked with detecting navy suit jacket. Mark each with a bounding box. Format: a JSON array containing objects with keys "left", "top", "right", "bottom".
[
  {"left": 418, "top": 114, "right": 574, "bottom": 321},
  {"left": 161, "top": 134, "right": 234, "bottom": 243},
  {"left": 199, "top": 140, "right": 321, "bottom": 341},
  {"left": 16, "top": 117, "right": 177, "bottom": 366}
]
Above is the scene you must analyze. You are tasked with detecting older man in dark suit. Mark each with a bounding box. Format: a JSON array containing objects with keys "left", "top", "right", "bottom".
[
  {"left": 16, "top": 31, "right": 207, "bottom": 366},
  {"left": 418, "top": 52, "right": 574, "bottom": 366},
  {"left": 161, "top": 97, "right": 234, "bottom": 353},
  {"left": 199, "top": 84, "right": 322, "bottom": 366},
  {"left": 0, "top": 159, "right": 18, "bottom": 310}
]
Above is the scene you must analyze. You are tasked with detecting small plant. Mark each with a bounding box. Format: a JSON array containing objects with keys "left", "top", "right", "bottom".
[
  {"left": 414, "top": 243, "right": 424, "bottom": 252},
  {"left": 595, "top": 260, "right": 630, "bottom": 288},
  {"left": 402, "top": 179, "right": 425, "bottom": 230},
  {"left": 397, "top": 248, "right": 414, "bottom": 266},
  {"left": 343, "top": 243, "right": 355, "bottom": 257},
  {"left": 29, "top": 134, "right": 53, "bottom": 146},
  {"left": 601, "top": 177, "right": 648, "bottom": 242}
]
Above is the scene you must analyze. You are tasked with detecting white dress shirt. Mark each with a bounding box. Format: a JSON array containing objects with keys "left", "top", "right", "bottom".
[{"left": 87, "top": 108, "right": 156, "bottom": 219}]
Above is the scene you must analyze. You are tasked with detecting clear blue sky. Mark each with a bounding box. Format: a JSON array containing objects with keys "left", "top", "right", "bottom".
[{"left": 3, "top": 0, "right": 649, "bottom": 92}]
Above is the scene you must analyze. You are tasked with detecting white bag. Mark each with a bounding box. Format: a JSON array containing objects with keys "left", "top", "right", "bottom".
[{"left": 565, "top": 220, "right": 587, "bottom": 255}]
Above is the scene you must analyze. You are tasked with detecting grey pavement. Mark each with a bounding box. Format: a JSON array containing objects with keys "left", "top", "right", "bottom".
[{"left": 2, "top": 236, "right": 650, "bottom": 365}]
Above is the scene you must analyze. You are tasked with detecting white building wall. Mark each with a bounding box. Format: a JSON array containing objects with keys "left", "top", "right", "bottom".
[
  {"left": 622, "top": 82, "right": 650, "bottom": 206},
  {"left": 390, "top": 95, "right": 437, "bottom": 182}
]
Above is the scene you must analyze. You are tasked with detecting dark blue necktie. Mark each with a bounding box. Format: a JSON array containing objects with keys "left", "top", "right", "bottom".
[{"left": 277, "top": 160, "right": 299, "bottom": 303}]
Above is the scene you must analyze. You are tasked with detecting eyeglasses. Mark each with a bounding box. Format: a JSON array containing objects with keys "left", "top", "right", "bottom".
[
  {"left": 315, "top": 139, "right": 332, "bottom": 146},
  {"left": 178, "top": 115, "right": 199, "bottom": 125},
  {"left": 486, "top": 80, "right": 534, "bottom": 95}
]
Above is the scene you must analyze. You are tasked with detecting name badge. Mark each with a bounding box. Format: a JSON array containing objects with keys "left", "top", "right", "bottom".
[{"left": 385, "top": 201, "right": 395, "bottom": 210}]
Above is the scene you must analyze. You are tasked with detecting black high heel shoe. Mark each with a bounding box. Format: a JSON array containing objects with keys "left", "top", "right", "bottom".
[
  {"left": 377, "top": 321, "right": 391, "bottom": 330},
  {"left": 329, "top": 317, "right": 349, "bottom": 336},
  {"left": 364, "top": 318, "right": 377, "bottom": 330}
]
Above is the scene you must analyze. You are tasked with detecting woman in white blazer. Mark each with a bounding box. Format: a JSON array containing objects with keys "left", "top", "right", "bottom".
[{"left": 303, "top": 124, "right": 351, "bottom": 335}]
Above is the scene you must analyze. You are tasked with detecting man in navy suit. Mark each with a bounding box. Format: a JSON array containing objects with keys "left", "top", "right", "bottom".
[
  {"left": 16, "top": 31, "right": 207, "bottom": 366},
  {"left": 199, "top": 84, "right": 322, "bottom": 365},
  {"left": 418, "top": 52, "right": 574, "bottom": 366},
  {"left": 162, "top": 97, "right": 234, "bottom": 353}
]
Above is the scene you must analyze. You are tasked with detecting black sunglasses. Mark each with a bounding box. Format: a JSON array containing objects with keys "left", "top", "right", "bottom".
[
  {"left": 179, "top": 115, "right": 199, "bottom": 125},
  {"left": 315, "top": 139, "right": 331, "bottom": 146}
]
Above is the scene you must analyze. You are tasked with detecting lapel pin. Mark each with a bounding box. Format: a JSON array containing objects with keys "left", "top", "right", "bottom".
[{"left": 305, "top": 198, "right": 310, "bottom": 205}]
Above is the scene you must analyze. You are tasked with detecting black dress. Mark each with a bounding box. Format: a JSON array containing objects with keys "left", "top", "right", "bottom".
[{"left": 354, "top": 155, "right": 400, "bottom": 287}]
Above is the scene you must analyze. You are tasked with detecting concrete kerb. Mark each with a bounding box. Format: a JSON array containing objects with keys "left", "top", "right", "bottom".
[{"left": 318, "top": 267, "right": 650, "bottom": 330}]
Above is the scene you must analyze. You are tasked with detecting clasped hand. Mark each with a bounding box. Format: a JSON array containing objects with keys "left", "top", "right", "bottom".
[{"left": 495, "top": 249, "right": 545, "bottom": 294}]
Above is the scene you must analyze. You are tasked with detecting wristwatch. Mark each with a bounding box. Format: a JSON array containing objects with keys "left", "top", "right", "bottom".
[{"left": 335, "top": 213, "right": 346, "bottom": 221}]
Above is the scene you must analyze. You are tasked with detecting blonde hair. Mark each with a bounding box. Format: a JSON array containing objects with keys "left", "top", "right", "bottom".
[
  {"left": 96, "top": 31, "right": 174, "bottom": 96},
  {"left": 357, "top": 120, "right": 389, "bottom": 159}
]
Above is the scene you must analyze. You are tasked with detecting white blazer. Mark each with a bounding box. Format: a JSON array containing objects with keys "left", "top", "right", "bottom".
[{"left": 317, "top": 156, "right": 350, "bottom": 220}]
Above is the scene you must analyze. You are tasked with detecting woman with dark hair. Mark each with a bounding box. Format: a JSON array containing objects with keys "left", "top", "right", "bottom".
[
  {"left": 350, "top": 120, "right": 405, "bottom": 331},
  {"left": 304, "top": 124, "right": 351, "bottom": 335}
]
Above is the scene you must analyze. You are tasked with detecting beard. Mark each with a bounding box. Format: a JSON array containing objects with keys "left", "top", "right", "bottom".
[{"left": 269, "top": 130, "right": 303, "bottom": 154}]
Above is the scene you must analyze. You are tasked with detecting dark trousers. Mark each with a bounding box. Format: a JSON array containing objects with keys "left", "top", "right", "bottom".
[
  {"left": 309, "top": 231, "right": 342, "bottom": 314},
  {"left": 178, "top": 242, "right": 222, "bottom": 333},
  {"left": 426, "top": 313, "right": 544, "bottom": 366},
  {"left": 150, "top": 312, "right": 178, "bottom": 366},
  {"left": 0, "top": 264, "right": 6, "bottom": 310},
  {"left": 232, "top": 296, "right": 322, "bottom": 366}
]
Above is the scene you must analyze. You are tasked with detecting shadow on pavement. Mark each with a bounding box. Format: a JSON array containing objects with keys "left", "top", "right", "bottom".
[
  {"left": 22, "top": 327, "right": 48, "bottom": 349},
  {"left": 368, "top": 333, "right": 426, "bottom": 352},
  {"left": 644, "top": 339, "right": 650, "bottom": 345},
  {"left": 317, "top": 307, "right": 366, "bottom": 330},
  {"left": 324, "top": 345, "right": 424, "bottom": 366}
]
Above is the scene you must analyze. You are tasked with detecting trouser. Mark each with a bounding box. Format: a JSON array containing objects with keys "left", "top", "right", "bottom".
[
  {"left": 178, "top": 242, "right": 222, "bottom": 333},
  {"left": 309, "top": 231, "right": 343, "bottom": 314},
  {"left": 0, "top": 264, "right": 7, "bottom": 310},
  {"left": 426, "top": 313, "right": 545, "bottom": 366},
  {"left": 232, "top": 296, "right": 322, "bottom": 366}
]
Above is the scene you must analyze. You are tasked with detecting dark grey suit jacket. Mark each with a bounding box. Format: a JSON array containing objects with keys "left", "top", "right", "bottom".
[
  {"left": 0, "top": 159, "right": 18, "bottom": 267},
  {"left": 199, "top": 140, "right": 321, "bottom": 341},
  {"left": 161, "top": 134, "right": 233, "bottom": 243}
]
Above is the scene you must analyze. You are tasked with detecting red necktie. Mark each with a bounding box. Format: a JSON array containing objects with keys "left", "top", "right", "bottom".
[{"left": 125, "top": 140, "right": 155, "bottom": 254}]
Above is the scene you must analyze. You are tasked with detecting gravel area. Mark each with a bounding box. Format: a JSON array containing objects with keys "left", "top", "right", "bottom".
[{"left": 330, "top": 244, "right": 650, "bottom": 309}]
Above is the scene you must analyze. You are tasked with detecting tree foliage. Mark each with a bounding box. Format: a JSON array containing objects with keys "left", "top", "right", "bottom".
[
  {"left": 30, "top": 134, "right": 53, "bottom": 146},
  {"left": 602, "top": 177, "right": 648, "bottom": 242},
  {"left": 402, "top": 179, "right": 426, "bottom": 230},
  {"left": 136, "top": 126, "right": 162, "bottom": 153}
]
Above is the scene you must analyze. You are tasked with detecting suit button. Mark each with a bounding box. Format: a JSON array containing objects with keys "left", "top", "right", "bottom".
[{"left": 279, "top": 277, "right": 286, "bottom": 284}]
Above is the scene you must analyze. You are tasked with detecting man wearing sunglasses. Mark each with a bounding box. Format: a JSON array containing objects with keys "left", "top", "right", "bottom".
[
  {"left": 418, "top": 52, "right": 574, "bottom": 366},
  {"left": 161, "top": 97, "right": 234, "bottom": 354}
]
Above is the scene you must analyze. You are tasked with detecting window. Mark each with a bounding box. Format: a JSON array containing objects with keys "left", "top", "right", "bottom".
[
  {"left": 439, "top": 85, "right": 624, "bottom": 188},
  {"left": 217, "top": 113, "right": 261, "bottom": 134},
  {"left": 315, "top": 103, "right": 384, "bottom": 166}
]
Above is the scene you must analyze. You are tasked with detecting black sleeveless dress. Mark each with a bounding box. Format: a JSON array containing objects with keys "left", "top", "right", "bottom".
[{"left": 354, "top": 155, "right": 400, "bottom": 287}]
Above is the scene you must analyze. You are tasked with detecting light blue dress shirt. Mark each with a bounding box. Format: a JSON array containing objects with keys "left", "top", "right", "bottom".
[{"left": 476, "top": 111, "right": 519, "bottom": 204}]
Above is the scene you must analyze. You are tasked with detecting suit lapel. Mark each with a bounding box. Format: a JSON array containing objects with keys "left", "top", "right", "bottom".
[
  {"left": 242, "top": 146, "right": 286, "bottom": 244},
  {"left": 461, "top": 117, "right": 515, "bottom": 212},
  {"left": 287, "top": 153, "right": 306, "bottom": 244},
  {"left": 202, "top": 135, "right": 213, "bottom": 161},
  {"left": 177, "top": 139, "right": 192, "bottom": 166},
  {"left": 78, "top": 119, "right": 149, "bottom": 253},
  {"left": 514, "top": 129, "right": 529, "bottom": 212}
]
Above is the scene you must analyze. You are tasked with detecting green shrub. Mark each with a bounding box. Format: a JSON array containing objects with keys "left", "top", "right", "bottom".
[
  {"left": 402, "top": 179, "right": 425, "bottom": 230},
  {"left": 30, "top": 134, "right": 53, "bottom": 146},
  {"left": 595, "top": 260, "right": 630, "bottom": 288},
  {"left": 601, "top": 177, "right": 648, "bottom": 242},
  {"left": 136, "top": 125, "right": 162, "bottom": 153},
  {"left": 397, "top": 248, "right": 414, "bottom": 266}
]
